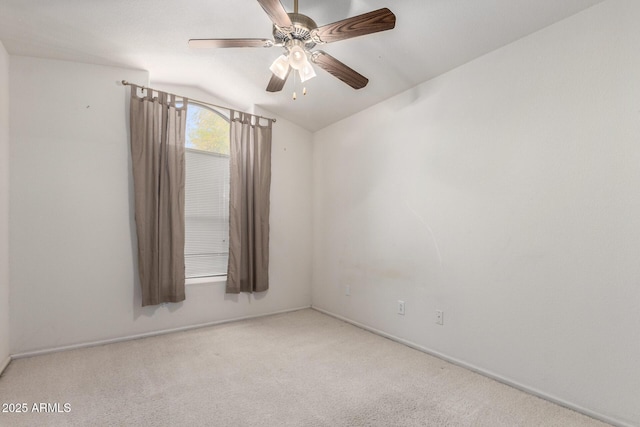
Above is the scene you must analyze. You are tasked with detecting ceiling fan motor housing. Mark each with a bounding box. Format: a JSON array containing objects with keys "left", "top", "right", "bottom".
[{"left": 273, "top": 13, "right": 318, "bottom": 49}]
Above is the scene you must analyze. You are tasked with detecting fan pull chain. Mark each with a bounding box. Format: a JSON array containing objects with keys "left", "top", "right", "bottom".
[
  {"left": 291, "top": 70, "right": 308, "bottom": 100},
  {"left": 292, "top": 69, "right": 297, "bottom": 100}
]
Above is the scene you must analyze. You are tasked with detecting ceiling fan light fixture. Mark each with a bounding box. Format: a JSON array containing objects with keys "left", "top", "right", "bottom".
[
  {"left": 299, "top": 61, "right": 316, "bottom": 83},
  {"left": 288, "top": 43, "right": 308, "bottom": 70},
  {"left": 269, "top": 54, "right": 290, "bottom": 80}
]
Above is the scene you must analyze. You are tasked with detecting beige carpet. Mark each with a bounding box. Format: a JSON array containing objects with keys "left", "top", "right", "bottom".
[{"left": 0, "top": 309, "right": 609, "bottom": 427}]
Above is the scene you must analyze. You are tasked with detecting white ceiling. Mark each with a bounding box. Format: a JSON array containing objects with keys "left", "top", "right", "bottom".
[{"left": 0, "top": 0, "right": 604, "bottom": 131}]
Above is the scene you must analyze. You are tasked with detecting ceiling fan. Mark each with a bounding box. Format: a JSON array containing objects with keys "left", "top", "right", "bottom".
[{"left": 188, "top": 0, "right": 396, "bottom": 94}]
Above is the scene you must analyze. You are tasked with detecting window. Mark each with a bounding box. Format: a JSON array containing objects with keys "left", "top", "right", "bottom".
[{"left": 184, "top": 102, "right": 231, "bottom": 279}]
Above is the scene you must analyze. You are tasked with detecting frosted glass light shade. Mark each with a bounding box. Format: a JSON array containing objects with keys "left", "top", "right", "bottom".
[
  {"left": 269, "top": 55, "right": 290, "bottom": 80},
  {"left": 289, "top": 45, "right": 307, "bottom": 70},
  {"left": 299, "top": 62, "right": 316, "bottom": 83}
]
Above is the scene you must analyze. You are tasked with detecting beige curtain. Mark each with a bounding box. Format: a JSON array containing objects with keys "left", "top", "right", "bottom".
[
  {"left": 226, "top": 112, "right": 272, "bottom": 294},
  {"left": 129, "top": 85, "right": 188, "bottom": 306}
]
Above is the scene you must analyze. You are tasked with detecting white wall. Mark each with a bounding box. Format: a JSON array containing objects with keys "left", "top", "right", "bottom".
[
  {"left": 9, "top": 57, "right": 312, "bottom": 355},
  {"left": 311, "top": 1, "right": 640, "bottom": 426},
  {"left": 0, "top": 41, "right": 10, "bottom": 372}
]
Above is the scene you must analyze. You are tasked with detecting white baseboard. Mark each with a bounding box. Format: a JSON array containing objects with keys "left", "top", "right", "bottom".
[
  {"left": 311, "top": 306, "right": 630, "bottom": 427},
  {"left": 0, "top": 355, "right": 10, "bottom": 376},
  {"left": 11, "top": 306, "right": 311, "bottom": 360}
]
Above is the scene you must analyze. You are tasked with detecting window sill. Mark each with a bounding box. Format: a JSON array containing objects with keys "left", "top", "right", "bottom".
[{"left": 186, "top": 276, "right": 227, "bottom": 286}]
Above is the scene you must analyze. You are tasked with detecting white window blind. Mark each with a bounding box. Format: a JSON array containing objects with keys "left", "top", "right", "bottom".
[{"left": 184, "top": 148, "right": 230, "bottom": 278}]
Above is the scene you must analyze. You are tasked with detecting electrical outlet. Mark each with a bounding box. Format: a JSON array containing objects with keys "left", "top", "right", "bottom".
[
  {"left": 345, "top": 285, "right": 351, "bottom": 296},
  {"left": 436, "top": 310, "right": 444, "bottom": 325},
  {"left": 398, "top": 300, "right": 405, "bottom": 315}
]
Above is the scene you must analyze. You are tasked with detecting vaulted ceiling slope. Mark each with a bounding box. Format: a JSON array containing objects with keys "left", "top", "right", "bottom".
[{"left": 0, "top": 0, "right": 604, "bottom": 131}]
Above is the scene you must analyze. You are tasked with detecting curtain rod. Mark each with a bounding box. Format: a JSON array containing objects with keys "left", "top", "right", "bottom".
[{"left": 121, "top": 80, "right": 276, "bottom": 123}]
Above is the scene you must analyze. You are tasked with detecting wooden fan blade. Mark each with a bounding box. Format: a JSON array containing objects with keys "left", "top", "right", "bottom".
[
  {"left": 188, "top": 39, "right": 273, "bottom": 48},
  {"left": 311, "top": 51, "right": 368, "bottom": 89},
  {"left": 311, "top": 8, "right": 396, "bottom": 44},
  {"left": 266, "top": 69, "right": 290, "bottom": 92},
  {"left": 257, "top": 0, "right": 293, "bottom": 29}
]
